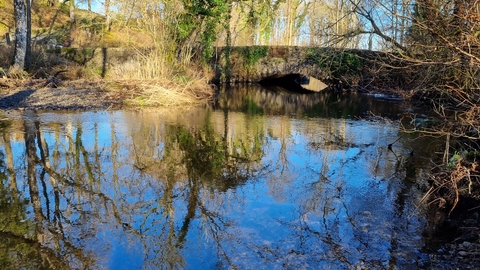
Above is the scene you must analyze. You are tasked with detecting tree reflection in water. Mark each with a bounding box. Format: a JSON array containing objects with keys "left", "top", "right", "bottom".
[{"left": 0, "top": 88, "right": 436, "bottom": 269}]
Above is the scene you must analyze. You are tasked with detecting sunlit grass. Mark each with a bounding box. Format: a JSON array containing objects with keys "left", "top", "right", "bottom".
[
  {"left": 121, "top": 78, "right": 214, "bottom": 107},
  {"left": 109, "top": 48, "right": 215, "bottom": 107}
]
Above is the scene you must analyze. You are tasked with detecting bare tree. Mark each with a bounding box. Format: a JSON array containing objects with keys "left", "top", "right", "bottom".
[
  {"left": 105, "top": 0, "right": 111, "bottom": 30},
  {"left": 70, "top": 0, "right": 76, "bottom": 24},
  {"left": 13, "top": 0, "right": 27, "bottom": 69},
  {"left": 25, "top": 0, "right": 32, "bottom": 69}
]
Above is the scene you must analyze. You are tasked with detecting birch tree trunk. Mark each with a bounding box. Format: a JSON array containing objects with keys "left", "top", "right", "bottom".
[
  {"left": 13, "top": 0, "right": 27, "bottom": 69},
  {"left": 105, "top": 0, "right": 111, "bottom": 30},
  {"left": 25, "top": 0, "right": 32, "bottom": 69},
  {"left": 24, "top": 113, "right": 46, "bottom": 245},
  {"left": 70, "top": 0, "right": 75, "bottom": 23}
]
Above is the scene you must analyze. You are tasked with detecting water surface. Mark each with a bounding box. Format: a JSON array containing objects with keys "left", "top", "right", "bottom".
[{"left": 0, "top": 85, "right": 435, "bottom": 269}]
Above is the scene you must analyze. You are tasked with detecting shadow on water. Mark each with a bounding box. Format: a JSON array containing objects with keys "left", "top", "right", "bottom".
[
  {"left": 215, "top": 84, "right": 407, "bottom": 119},
  {"left": 0, "top": 86, "right": 445, "bottom": 269}
]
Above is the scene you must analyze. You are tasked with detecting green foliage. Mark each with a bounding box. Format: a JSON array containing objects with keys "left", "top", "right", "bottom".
[
  {"left": 0, "top": 183, "right": 43, "bottom": 269},
  {"left": 465, "top": 151, "right": 480, "bottom": 161},
  {"left": 0, "top": 159, "right": 38, "bottom": 268},
  {"left": 59, "top": 48, "right": 95, "bottom": 65},
  {"left": 175, "top": 0, "right": 231, "bottom": 63},
  {"left": 340, "top": 53, "right": 361, "bottom": 73},
  {"left": 59, "top": 2, "right": 70, "bottom": 14},
  {"left": 242, "top": 97, "right": 263, "bottom": 115},
  {"left": 175, "top": 7, "right": 198, "bottom": 41},
  {"left": 307, "top": 49, "right": 361, "bottom": 79},
  {"left": 241, "top": 0, "right": 283, "bottom": 45},
  {"left": 240, "top": 46, "right": 268, "bottom": 67},
  {"left": 200, "top": 19, "right": 217, "bottom": 62},
  {"left": 78, "top": 16, "right": 104, "bottom": 34},
  {"left": 176, "top": 125, "right": 224, "bottom": 179},
  {"left": 447, "top": 152, "right": 462, "bottom": 168}
]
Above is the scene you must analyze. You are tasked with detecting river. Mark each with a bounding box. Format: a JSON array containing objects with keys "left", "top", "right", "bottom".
[{"left": 0, "top": 85, "right": 442, "bottom": 269}]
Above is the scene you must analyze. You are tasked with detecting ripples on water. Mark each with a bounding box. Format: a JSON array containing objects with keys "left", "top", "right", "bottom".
[{"left": 0, "top": 85, "right": 440, "bottom": 269}]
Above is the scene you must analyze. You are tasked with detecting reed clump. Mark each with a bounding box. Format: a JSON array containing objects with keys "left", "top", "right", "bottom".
[
  {"left": 102, "top": 48, "right": 215, "bottom": 107},
  {"left": 423, "top": 156, "right": 480, "bottom": 215},
  {"left": 121, "top": 78, "right": 214, "bottom": 107}
]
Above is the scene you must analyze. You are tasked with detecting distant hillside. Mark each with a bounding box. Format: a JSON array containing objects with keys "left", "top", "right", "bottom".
[
  {"left": 0, "top": 0, "right": 14, "bottom": 35},
  {"left": 0, "top": 0, "right": 72, "bottom": 36},
  {"left": 0, "top": 0, "right": 153, "bottom": 48}
]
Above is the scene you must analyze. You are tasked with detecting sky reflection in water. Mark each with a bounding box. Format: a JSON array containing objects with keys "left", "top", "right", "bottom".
[{"left": 0, "top": 87, "right": 431, "bottom": 269}]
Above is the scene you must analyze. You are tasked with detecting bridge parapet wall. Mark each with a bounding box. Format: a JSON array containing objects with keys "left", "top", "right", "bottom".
[
  {"left": 212, "top": 46, "right": 326, "bottom": 84},
  {"left": 211, "top": 46, "right": 408, "bottom": 91}
]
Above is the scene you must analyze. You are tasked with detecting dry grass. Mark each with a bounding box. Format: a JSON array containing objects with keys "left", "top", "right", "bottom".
[
  {"left": 407, "top": 90, "right": 480, "bottom": 216},
  {"left": 1, "top": 42, "right": 214, "bottom": 108},
  {"left": 0, "top": 2, "right": 214, "bottom": 108},
  {"left": 421, "top": 155, "right": 480, "bottom": 215},
  {"left": 0, "top": 45, "right": 14, "bottom": 69},
  {"left": 120, "top": 78, "right": 214, "bottom": 107},
  {"left": 110, "top": 48, "right": 174, "bottom": 80},
  {"left": 109, "top": 48, "right": 215, "bottom": 107},
  {"left": 7, "top": 66, "right": 29, "bottom": 79}
]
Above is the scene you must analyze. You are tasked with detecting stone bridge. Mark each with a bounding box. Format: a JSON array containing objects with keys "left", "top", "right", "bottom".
[
  {"left": 54, "top": 46, "right": 405, "bottom": 92},
  {"left": 211, "top": 46, "right": 396, "bottom": 92}
]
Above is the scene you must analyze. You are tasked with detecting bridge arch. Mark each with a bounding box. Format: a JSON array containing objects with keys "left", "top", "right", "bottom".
[
  {"left": 211, "top": 46, "right": 332, "bottom": 92},
  {"left": 259, "top": 73, "right": 328, "bottom": 92}
]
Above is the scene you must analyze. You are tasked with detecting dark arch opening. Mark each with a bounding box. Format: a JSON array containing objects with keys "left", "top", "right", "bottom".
[{"left": 259, "top": 74, "right": 314, "bottom": 93}]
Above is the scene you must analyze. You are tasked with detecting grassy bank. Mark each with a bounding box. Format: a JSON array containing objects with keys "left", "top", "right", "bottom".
[
  {"left": 0, "top": 2, "right": 215, "bottom": 108},
  {"left": 0, "top": 45, "right": 215, "bottom": 107}
]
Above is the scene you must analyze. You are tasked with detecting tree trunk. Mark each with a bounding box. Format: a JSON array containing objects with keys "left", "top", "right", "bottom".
[
  {"left": 25, "top": 0, "right": 32, "bottom": 69},
  {"left": 13, "top": 0, "right": 27, "bottom": 69},
  {"left": 105, "top": 0, "right": 111, "bottom": 30},
  {"left": 70, "top": 0, "right": 75, "bottom": 24},
  {"left": 3, "top": 132, "right": 18, "bottom": 194},
  {"left": 24, "top": 114, "right": 45, "bottom": 245}
]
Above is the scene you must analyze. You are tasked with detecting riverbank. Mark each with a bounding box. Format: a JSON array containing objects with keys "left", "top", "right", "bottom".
[
  {"left": 0, "top": 80, "right": 122, "bottom": 110},
  {"left": 0, "top": 78, "right": 214, "bottom": 110},
  {"left": 425, "top": 194, "right": 480, "bottom": 269}
]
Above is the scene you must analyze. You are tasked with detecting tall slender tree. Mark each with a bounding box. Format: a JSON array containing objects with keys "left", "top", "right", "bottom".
[
  {"left": 70, "top": 0, "right": 75, "bottom": 23},
  {"left": 12, "top": 0, "right": 32, "bottom": 70},
  {"left": 105, "top": 0, "right": 111, "bottom": 30},
  {"left": 25, "top": 0, "right": 32, "bottom": 69},
  {"left": 13, "top": 0, "right": 27, "bottom": 70}
]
